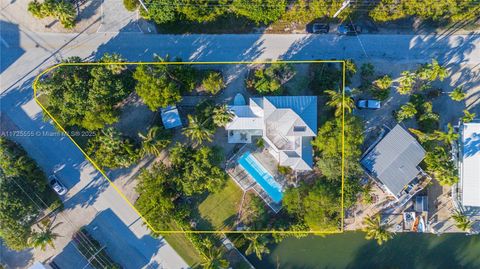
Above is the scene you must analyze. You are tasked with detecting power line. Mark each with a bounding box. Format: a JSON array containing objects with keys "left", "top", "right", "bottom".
[{"left": 6, "top": 176, "right": 114, "bottom": 268}]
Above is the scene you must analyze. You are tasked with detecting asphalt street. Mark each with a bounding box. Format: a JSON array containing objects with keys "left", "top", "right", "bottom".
[{"left": 1, "top": 2, "right": 480, "bottom": 269}]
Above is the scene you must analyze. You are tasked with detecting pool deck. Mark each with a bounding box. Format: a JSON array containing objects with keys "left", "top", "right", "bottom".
[{"left": 226, "top": 143, "right": 285, "bottom": 213}]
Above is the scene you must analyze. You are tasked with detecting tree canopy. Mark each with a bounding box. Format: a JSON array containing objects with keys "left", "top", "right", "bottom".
[
  {"left": 232, "top": 0, "right": 286, "bottom": 24},
  {"left": 283, "top": 181, "right": 341, "bottom": 231},
  {"left": 37, "top": 54, "right": 133, "bottom": 130},
  {"left": 370, "top": 0, "right": 480, "bottom": 23},
  {"left": 424, "top": 146, "right": 459, "bottom": 186},
  {"left": 134, "top": 163, "right": 186, "bottom": 230},
  {"left": 133, "top": 56, "right": 197, "bottom": 111},
  {"left": 0, "top": 138, "right": 60, "bottom": 250},
  {"left": 86, "top": 128, "right": 139, "bottom": 169},
  {"left": 248, "top": 63, "right": 295, "bottom": 94},
  {"left": 28, "top": 0, "right": 77, "bottom": 28},
  {"left": 169, "top": 143, "right": 227, "bottom": 195},
  {"left": 312, "top": 115, "right": 364, "bottom": 181}
]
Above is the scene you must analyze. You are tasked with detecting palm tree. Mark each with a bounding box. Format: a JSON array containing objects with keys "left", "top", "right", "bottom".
[
  {"left": 183, "top": 115, "right": 214, "bottom": 146},
  {"left": 362, "top": 214, "right": 393, "bottom": 245},
  {"left": 374, "top": 75, "right": 393, "bottom": 90},
  {"left": 462, "top": 110, "right": 476, "bottom": 123},
  {"left": 449, "top": 86, "right": 466, "bottom": 101},
  {"left": 29, "top": 219, "right": 62, "bottom": 251},
  {"left": 409, "top": 128, "right": 434, "bottom": 143},
  {"left": 431, "top": 59, "right": 448, "bottom": 81},
  {"left": 397, "top": 71, "right": 416, "bottom": 95},
  {"left": 200, "top": 242, "right": 229, "bottom": 269},
  {"left": 212, "top": 104, "right": 234, "bottom": 127},
  {"left": 244, "top": 233, "right": 270, "bottom": 260},
  {"left": 432, "top": 123, "right": 458, "bottom": 146},
  {"left": 396, "top": 102, "right": 417, "bottom": 122},
  {"left": 138, "top": 126, "right": 170, "bottom": 157},
  {"left": 325, "top": 90, "right": 354, "bottom": 116},
  {"left": 451, "top": 211, "right": 473, "bottom": 232}
]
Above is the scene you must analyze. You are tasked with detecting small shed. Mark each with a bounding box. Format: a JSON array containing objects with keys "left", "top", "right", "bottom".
[{"left": 161, "top": 105, "right": 182, "bottom": 129}]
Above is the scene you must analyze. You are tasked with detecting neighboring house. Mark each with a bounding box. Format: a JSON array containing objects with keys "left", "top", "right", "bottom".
[
  {"left": 455, "top": 121, "right": 480, "bottom": 209},
  {"left": 361, "top": 124, "right": 426, "bottom": 199},
  {"left": 161, "top": 105, "right": 182, "bottom": 129},
  {"left": 226, "top": 95, "right": 317, "bottom": 171}
]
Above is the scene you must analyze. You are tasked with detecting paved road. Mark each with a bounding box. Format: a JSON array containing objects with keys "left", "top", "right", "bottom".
[{"left": 1, "top": 1, "right": 480, "bottom": 268}]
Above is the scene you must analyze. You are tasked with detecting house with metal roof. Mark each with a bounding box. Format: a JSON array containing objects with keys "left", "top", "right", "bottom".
[
  {"left": 226, "top": 95, "right": 317, "bottom": 171},
  {"left": 361, "top": 124, "right": 426, "bottom": 199},
  {"left": 456, "top": 121, "right": 480, "bottom": 208}
]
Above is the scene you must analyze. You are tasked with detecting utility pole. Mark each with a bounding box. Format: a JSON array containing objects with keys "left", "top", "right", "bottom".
[
  {"left": 138, "top": 0, "right": 148, "bottom": 12},
  {"left": 82, "top": 245, "right": 108, "bottom": 269},
  {"left": 333, "top": 0, "right": 351, "bottom": 18}
]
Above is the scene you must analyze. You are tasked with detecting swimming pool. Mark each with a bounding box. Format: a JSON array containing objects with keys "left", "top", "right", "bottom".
[{"left": 238, "top": 151, "right": 283, "bottom": 203}]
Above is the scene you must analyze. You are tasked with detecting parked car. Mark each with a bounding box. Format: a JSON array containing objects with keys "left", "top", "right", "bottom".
[
  {"left": 311, "top": 23, "right": 330, "bottom": 34},
  {"left": 356, "top": 99, "right": 381, "bottom": 110},
  {"left": 337, "top": 24, "right": 362, "bottom": 35},
  {"left": 49, "top": 174, "right": 67, "bottom": 195}
]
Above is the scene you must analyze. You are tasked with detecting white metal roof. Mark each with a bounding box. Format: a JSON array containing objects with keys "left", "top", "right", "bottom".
[
  {"left": 460, "top": 121, "right": 480, "bottom": 207},
  {"left": 226, "top": 96, "right": 317, "bottom": 171}
]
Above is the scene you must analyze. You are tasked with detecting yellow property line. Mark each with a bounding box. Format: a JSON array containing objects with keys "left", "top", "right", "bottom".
[{"left": 33, "top": 60, "right": 346, "bottom": 234}]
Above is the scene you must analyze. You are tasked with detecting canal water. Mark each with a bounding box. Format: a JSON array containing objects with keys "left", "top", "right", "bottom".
[{"left": 248, "top": 232, "right": 480, "bottom": 269}]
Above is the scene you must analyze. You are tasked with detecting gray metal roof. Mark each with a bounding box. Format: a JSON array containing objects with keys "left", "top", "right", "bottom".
[{"left": 361, "top": 124, "right": 426, "bottom": 197}]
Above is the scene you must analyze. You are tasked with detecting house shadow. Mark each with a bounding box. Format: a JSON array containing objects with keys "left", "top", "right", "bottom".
[
  {"left": 80, "top": 209, "right": 166, "bottom": 268},
  {"left": 0, "top": 20, "right": 25, "bottom": 74}
]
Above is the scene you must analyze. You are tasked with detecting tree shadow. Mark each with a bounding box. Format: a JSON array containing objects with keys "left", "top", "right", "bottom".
[
  {"left": 91, "top": 22, "right": 265, "bottom": 62},
  {"left": 0, "top": 240, "right": 33, "bottom": 269},
  {"left": 76, "top": 0, "right": 102, "bottom": 22},
  {"left": 0, "top": 77, "right": 86, "bottom": 189}
]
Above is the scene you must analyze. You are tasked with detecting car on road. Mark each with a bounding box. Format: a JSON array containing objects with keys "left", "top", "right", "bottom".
[
  {"left": 337, "top": 24, "right": 362, "bottom": 35},
  {"left": 356, "top": 99, "right": 381, "bottom": 110},
  {"left": 49, "top": 174, "right": 67, "bottom": 195},
  {"left": 311, "top": 23, "right": 330, "bottom": 34}
]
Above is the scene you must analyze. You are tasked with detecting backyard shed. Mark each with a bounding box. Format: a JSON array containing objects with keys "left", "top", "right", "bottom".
[{"left": 160, "top": 105, "right": 182, "bottom": 129}]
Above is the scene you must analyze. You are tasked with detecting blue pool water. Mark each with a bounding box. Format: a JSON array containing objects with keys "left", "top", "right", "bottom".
[{"left": 238, "top": 151, "right": 283, "bottom": 203}]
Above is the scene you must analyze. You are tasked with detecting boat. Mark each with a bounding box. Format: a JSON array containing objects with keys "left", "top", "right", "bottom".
[
  {"left": 417, "top": 216, "right": 425, "bottom": 233},
  {"left": 412, "top": 216, "right": 419, "bottom": 232}
]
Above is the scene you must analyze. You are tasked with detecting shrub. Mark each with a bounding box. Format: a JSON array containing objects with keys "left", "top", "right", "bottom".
[
  {"left": 27, "top": 0, "right": 77, "bottom": 29},
  {"left": 360, "top": 63, "right": 375, "bottom": 82},
  {"left": 248, "top": 63, "right": 295, "bottom": 94},
  {"left": 123, "top": 0, "right": 139, "bottom": 11},
  {"left": 278, "top": 165, "right": 292, "bottom": 175}
]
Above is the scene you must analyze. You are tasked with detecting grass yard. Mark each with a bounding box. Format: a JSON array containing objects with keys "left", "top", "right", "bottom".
[
  {"left": 198, "top": 179, "right": 244, "bottom": 230},
  {"left": 163, "top": 221, "right": 203, "bottom": 268}
]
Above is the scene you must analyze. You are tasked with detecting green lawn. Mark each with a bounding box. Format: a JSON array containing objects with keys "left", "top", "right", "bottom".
[
  {"left": 163, "top": 222, "right": 203, "bottom": 268},
  {"left": 198, "top": 179, "right": 243, "bottom": 230}
]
